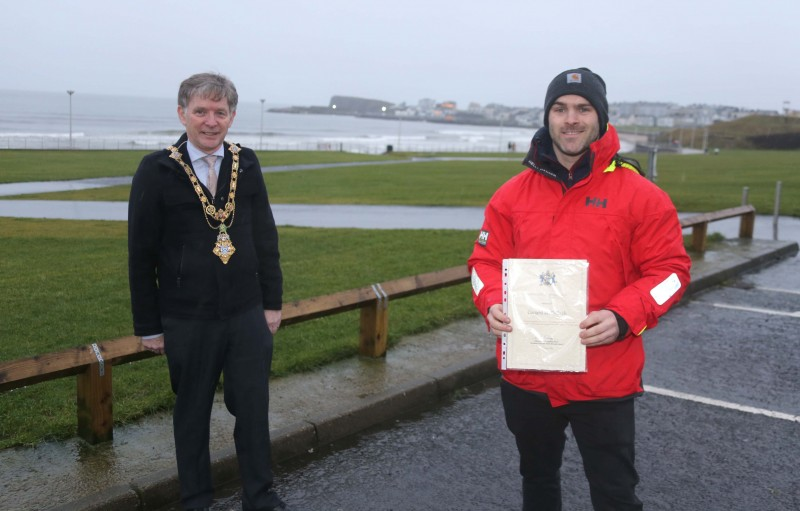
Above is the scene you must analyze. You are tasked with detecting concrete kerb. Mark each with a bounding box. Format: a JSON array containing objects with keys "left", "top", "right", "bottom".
[
  {"left": 50, "top": 484, "right": 140, "bottom": 511},
  {"left": 48, "top": 352, "right": 499, "bottom": 511},
  {"left": 307, "top": 377, "right": 440, "bottom": 446},
  {"left": 46, "top": 238, "right": 799, "bottom": 511},
  {"left": 278, "top": 353, "right": 498, "bottom": 452},
  {"left": 686, "top": 239, "right": 799, "bottom": 295}
]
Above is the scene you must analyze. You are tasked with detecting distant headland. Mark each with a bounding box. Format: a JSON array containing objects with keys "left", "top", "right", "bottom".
[{"left": 268, "top": 95, "right": 533, "bottom": 128}]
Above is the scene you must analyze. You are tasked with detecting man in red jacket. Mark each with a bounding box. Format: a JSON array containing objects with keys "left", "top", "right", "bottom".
[{"left": 468, "top": 68, "right": 691, "bottom": 510}]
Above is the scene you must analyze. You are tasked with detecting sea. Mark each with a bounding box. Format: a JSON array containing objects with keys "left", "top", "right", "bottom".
[
  {"left": 0, "top": 89, "right": 637, "bottom": 154},
  {"left": 0, "top": 89, "right": 547, "bottom": 154}
]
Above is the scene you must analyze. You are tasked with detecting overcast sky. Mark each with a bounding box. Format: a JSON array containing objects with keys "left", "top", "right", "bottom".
[{"left": 3, "top": 0, "right": 796, "bottom": 111}]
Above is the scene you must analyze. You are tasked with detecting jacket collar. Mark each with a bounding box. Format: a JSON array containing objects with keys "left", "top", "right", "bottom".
[{"left": 522, "top": 124, "right": 621, "bottom": 187}]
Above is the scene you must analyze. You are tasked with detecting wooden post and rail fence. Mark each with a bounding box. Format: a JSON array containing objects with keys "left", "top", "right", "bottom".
[{"left": 0, "top": 204, "right": 757, "bottom": 444}]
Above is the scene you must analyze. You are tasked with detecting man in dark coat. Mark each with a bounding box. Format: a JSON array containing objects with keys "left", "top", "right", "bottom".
[{"left": 128, "top": 72, "right": 287, "bottom": 511}]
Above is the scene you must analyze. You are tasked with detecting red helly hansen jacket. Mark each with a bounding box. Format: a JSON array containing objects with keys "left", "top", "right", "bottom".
[{"left": 468, "top": 124, "right": 691, "bottom": 406}]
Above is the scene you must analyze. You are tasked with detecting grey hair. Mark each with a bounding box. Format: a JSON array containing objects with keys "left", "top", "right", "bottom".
[{"left": 177, "top": 72, "right": 239, "bottom": 112}]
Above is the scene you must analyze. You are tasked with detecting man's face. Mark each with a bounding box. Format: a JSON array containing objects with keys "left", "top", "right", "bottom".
[
  {"left": 177, "top": 95, "right": 236, "bottom": 153},
  {"left": 548, "top": 94, "right": 600, "bottom": 168}
]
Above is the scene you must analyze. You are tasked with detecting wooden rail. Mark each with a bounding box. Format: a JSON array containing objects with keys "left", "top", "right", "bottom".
[
  {"left": 680, "top": 204, "right": 755, "bottom": 252},
  {"left": 0, "top": 265, "right": 471, "bottom": 443}
]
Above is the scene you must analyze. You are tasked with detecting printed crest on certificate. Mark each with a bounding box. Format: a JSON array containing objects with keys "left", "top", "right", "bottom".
[{"left": 501, "top": 259, "right": 589, "bottom": 372}]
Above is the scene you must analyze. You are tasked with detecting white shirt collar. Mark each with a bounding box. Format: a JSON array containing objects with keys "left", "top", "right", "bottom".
[{"left": 185, "top": 140, "right": 224, "bottom": 165}]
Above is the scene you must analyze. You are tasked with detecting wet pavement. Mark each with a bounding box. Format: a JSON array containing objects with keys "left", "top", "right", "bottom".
[
  {"left": 0, "top": 176, "right": 133, "bottom": 196},
  {"left": 1, "top": 197, "right": 798, "bottom": 240},
  {"left": 0, "top": 199, "right": 486, "bottom": 229}
]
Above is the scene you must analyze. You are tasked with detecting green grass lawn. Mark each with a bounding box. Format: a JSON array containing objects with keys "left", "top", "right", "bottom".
[
  {"left": 649, "top": 150, "right": 800, "bottom": 216},
  {"left": 0, "top": 148, "right": 502, "bottom": 183},
  {"left": 0, "top": 150, "right": 151, "bottom": 183}
]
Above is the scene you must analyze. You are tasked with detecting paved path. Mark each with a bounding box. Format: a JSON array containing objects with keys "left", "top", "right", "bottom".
[
  {"left": 1, "top": 196, "right": 798, "bottom": 244},
  {"left": 0, "top": 199, "right": 487, "bottom": 230},
  {"left": 1, "top": 161, "right": 797, "bottom": 240}
]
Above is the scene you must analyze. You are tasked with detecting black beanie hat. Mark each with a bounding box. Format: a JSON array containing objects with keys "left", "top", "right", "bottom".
[{"left": 543, "top": 67, "right": 609, "bottom": 136}]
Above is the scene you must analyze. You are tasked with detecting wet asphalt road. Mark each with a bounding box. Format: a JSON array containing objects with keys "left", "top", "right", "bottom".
[{"left": 206, "top": 255, "right": 800, "bottom": 511}]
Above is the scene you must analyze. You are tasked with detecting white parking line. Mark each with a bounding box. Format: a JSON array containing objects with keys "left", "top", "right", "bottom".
[
  {"left": 645, "top": 385, "right": 800, "bottom": 423},
  {"left": 712, "top": 303, "right": 800, "bottom": 318},
  {"left": 755, "top": 286, "right": 800, "bottom": 296}
]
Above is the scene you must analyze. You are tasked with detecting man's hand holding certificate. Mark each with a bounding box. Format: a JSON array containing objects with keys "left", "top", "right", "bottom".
[{"left": 501, "top": 259, "right": 589, "bottom": 372}]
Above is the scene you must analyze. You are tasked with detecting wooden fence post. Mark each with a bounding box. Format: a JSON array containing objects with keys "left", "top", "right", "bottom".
[
  {"left": 77, "top": 354, "right": 113, "bottom": 444},
  {"left": 691, "top": 223, "right": 708, "bottom": 252},
  {"left": 359, "top": 284, "right": 389, "bottom": 358},
  {"left": 739, "top": 210, "right": 755, "bottom": 239}
]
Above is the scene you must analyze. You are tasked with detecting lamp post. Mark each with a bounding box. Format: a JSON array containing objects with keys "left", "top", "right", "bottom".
[
  {"left": 259, "top": 98, "right": 265, "bottom": 150},
  {"left": 498, "top": 118, "right": 504, "bottom": 152},
  {"left": 397, "top": 116, "right": 402, "bottom": 151},
  {"left": 67, "top": 90, "right": 75, "bottom": 148}
]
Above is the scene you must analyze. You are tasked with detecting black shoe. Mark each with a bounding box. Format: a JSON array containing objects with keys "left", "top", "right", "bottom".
[{"left": 270, "top": 503, "right": 289, "bottom": 511}]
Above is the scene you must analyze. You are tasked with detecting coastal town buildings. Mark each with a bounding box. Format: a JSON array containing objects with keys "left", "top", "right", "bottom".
[{"left": 271, "top": 95, "right": 782, "bottom": 130}]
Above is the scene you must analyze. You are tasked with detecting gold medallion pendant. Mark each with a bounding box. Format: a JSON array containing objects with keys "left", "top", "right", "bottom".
[
  {"left": 213, "top": 225, "right": 236, "bottom": 264},
  {"left": 167, "top": 141, "right": 241, "bottom": 264}
]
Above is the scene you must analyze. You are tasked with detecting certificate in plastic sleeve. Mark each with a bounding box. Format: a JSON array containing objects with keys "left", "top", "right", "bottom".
[{"left": 501, "top": 259, "right": 588, "bottom": 372}]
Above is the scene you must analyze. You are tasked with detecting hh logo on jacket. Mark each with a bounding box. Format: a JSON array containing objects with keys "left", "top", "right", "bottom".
[{"left": 585, "top": 197, "right": 608, "bottom": 208}]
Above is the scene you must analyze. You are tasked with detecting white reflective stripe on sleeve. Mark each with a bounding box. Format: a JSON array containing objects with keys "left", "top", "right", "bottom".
[
  {"left": 471, "top": 268, "right": 485, "bottom": 296},
  {"left": 650, "top": 272, "right": 681, "bottom": 305}
]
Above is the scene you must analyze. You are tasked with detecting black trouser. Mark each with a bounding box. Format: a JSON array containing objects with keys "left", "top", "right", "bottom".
[
  {"left": 500, "top": 380, "right": 642, "bottom": 511},
  {"left": 164, "top": 306, "right": 281, "bottom": 511}
]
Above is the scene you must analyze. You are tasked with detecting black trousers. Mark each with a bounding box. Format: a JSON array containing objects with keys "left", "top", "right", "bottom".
[
  {"left": 163, "top": 306, "right": 280, "bottom": 510},
  {"left": 500, "top": 380, "right": 642, "bottom": 511}
]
